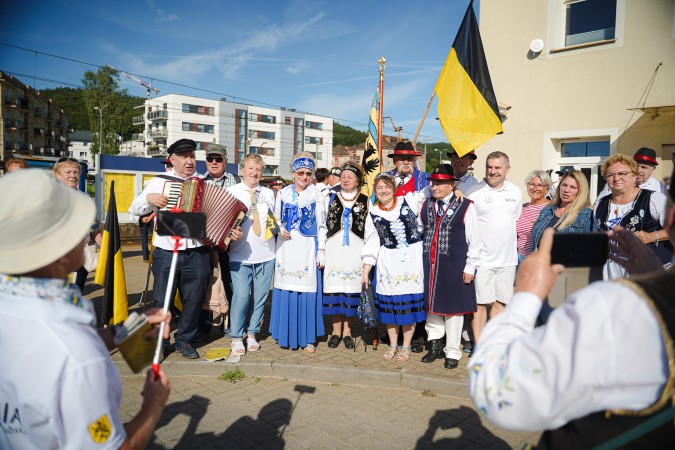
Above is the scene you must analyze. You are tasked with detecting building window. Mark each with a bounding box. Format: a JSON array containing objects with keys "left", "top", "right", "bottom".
[
  {"left": 565, "top": 0, "right": 616, "bottom": 47},
  {"left": 305, "top": 136, "right": 323, "bottom": 145},
  {"left": 182, "top": 122, "right": 214, "bottom": 134},
  {"left": 249, "top": 130, "right": 275, "bottom": 140},
  {"left": 305, "top": 121, "right": 323, "bottom": 130},
  {"left": 249, "top": 113, "right": 276, "bottom": 124},
  {"left": 248, "top": 146, "right": 275, "bottom": 156},
  {"left": 182, "top": 103, "right": 214, "bottom": 115},
  {"left": 561, "top": 140, "right": 610, "bottom": 157}
]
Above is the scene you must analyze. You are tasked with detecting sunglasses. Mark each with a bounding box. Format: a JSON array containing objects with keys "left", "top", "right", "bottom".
[
  {"left": 57, "top": 157, "right": 78, "bottom": 163},
  {"left": 206, "top": 156, "right": 224, "bottom": 163}
]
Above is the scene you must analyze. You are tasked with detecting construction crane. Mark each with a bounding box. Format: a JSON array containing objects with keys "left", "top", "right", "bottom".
[
  {"left": 384, "top": 116, "right": 403, "bottom": 141},
  {"left": 106, "top": 65, "right": 160, "bottom": 98}
]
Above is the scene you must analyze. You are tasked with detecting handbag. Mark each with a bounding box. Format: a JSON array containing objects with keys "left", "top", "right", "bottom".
[
  {"left": 83, "top": 239, "right": 99, "bottom": 272},
  {"left": 357, "top": 284, "right": 378, "bottom": 329},
  {"left": 202, "top": 263, "right": 229, "bottom": 326}
]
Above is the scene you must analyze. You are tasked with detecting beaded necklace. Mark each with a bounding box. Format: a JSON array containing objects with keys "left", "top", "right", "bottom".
[{"left": 379, "top": 196, "right": 398, "bottom": 212}]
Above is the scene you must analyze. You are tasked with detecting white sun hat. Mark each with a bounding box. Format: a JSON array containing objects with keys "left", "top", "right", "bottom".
[{"left": 0, "top": 169, "right": 96, "bottom": 274}]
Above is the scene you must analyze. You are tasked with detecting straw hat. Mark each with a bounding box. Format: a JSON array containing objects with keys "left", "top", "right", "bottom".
[{"left": 0, "top": 169, "right": 95, "bottom": 274}]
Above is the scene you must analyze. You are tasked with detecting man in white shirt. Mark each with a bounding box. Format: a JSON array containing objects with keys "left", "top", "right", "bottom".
[
  {"left": 468, "top": 172, "right": 675, "bottom": 448},
  {"left": 0, "top": 170, "right": 171, "bottom": 450},
  {"left": 595, "top": 147, "right": 667, "bottom": 205},
  {"left": 449, "top": 150, "right": 480, "bottom": 194},
  {"left": 129, "top": 139, "right": 211, "bottom": 360},
  {"left": 468, "top": 151, "right": 522, "bottom": 342}
]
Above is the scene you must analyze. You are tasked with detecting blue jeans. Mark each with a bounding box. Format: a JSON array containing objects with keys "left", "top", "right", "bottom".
[
  {"left": 229, "top": 259, "right": 275, "bottom": 339},
  {"left": 152, "top": 247, "right": 211, "bottom": 345}
]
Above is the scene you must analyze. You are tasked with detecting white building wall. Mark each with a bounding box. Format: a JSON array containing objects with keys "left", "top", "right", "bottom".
[{"left": 133, "top": 94, "right": 334, "bottom": 179}]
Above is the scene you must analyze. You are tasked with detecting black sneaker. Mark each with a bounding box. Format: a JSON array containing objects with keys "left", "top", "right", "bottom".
[{"left": 175, "top": 342, "right": 199, "bottom": 359}]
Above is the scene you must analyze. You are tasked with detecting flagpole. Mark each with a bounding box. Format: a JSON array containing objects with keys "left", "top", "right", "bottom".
[
  {"left": 376, "top": 56, "right": 386, "bottom": 163},
  {"left": 413, "top": 92, "right": 435, "bottom": 143},
  {"left": 151, "top": 236, "right": 182, "bottom": 378}
]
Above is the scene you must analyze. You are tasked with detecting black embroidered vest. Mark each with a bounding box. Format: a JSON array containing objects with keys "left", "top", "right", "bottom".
[
  {"left": 370, "top": 199, "right": 422, "bottom": 249},
  {"left": 596, "top": 189, "right": 673, "bottom": 264},
  {"left": 326, "top": 193, "right": 369, "bottom": 240}
]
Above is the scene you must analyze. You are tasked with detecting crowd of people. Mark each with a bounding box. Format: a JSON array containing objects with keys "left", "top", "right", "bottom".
[
  {"left": 1, "top": 140, "right": 672, "bottom": 448},
  {"left": 122, "top": 139, "right": 671, "bottom": 372}
]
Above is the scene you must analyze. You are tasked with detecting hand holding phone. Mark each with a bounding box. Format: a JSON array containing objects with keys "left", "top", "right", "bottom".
[{"left": 550, "top": 232, "right": 608, "bottom": 267}]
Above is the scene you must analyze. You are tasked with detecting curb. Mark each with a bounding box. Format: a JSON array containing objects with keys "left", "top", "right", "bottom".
[{"left": 115, "top": 359, "right": 470, "bottom": 398}]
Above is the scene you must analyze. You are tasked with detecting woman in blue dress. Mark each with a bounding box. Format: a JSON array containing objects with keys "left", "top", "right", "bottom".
[{"left": 269, "top": 153, "right": 326, "bottom": 352}]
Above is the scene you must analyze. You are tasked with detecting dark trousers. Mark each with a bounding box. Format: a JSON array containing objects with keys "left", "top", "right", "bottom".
[
  {"left": 152, "top": 247, "right": 211, "bottom": 345},
  {"left": 217, "top": 249, "right": 234, "bottom": 301}
]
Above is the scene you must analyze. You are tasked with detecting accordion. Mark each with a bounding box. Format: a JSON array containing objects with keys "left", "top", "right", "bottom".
[{"left": 161, "top": 178, "right": 247, "bottom": 249}]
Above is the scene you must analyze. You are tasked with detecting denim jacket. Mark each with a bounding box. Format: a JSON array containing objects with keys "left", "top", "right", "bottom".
[{"left": 531, "top": 205, "right": 593, "bottom": 251}]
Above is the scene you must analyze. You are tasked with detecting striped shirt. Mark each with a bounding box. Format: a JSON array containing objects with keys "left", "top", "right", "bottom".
[{"left": 516, "top": 203, "right": 547, "bottom": 256}]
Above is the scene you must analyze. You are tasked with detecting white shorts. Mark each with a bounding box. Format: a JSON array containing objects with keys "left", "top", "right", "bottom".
[{"left": 475, "top": 266, "right": 516, "bottom": 305}]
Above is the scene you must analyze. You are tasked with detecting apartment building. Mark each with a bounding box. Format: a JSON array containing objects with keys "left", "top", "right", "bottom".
[
  {"left": 0, "top": 71, "right": 69, "bottom": 165},
  {"left": 477, "top": 0, "right": 675, "bottom": 200},
  {"left": 132, "top": 94, "right": 333, "bottom": 178}
]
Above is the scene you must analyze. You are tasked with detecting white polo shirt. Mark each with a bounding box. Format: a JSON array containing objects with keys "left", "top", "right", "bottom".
[
  {"left": 0, "top": 276, "right": 126, "bottom": 449},
  {"left": 226, "top": 183, "right": 276, "bottom": 264},
  {"left": 468, "top": 180, "right": 523, "bottom": 268}
]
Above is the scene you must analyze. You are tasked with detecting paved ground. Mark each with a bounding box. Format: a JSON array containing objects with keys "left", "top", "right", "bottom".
[
  {"left": 120, "top": 375, "right": 540, "bottom": 449},
  {"left": 87, "top": 244, "right": 541, "bottom": 448}
]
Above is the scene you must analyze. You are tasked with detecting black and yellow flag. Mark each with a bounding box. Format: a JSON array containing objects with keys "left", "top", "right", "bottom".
[
  {"left": 435, "top": 0, "right": 502, "bottom": 156},
  {"left": 94, "top": 181, "right": 128, "bottom": 325}
]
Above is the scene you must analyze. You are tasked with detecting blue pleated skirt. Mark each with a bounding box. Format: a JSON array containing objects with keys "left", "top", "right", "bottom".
[
  {"left": 269, "top": 272, "right": 325, "bottom": 349},
  {"left": 322, "top": 292, "right": 360, "bottom": 317},
  {"left": 375, "top": 292, "right": 426, "bottom": 326}
]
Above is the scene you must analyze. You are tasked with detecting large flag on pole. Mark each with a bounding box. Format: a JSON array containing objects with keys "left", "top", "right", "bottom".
[
  {"left": 434, "top": 0, "right": 502, "bottom": 156},
  {"left": 360, "top": 87, "right": 382, "bottom": 199},
  {"left": 94, "top": 181, "right": 129, "bottom": 325}
]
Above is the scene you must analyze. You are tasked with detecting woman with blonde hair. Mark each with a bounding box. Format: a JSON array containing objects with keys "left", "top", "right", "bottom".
[
  {"left": 269, "top": 152, "right": 326, "bottom": 352},
  {"left": 53, "top": 157, "right": 100, "bottom": 292},
  {"left": 594, "top": 154, "right": 671, "bottom": 279},
  {"left": 531, "top": 169, "right": 593, "bottom": 251},
  {"left": 226, "top": 154, "right": 276, "bottom": 355}
]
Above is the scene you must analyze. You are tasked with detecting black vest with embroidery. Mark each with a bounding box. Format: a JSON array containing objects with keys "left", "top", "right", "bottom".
[
  {"left": 370, "top": 199, "right": 422, "bottom": 249},
  {"left": 420, "top": 197, "right": 476, "bottom": 315},
  {"left": 538, "top": 271, "right": 675, "bottom": 449},
  {"left": 596, "top": 189, "right": 673, "bottom": 264},
  {"left": 326, "top": 193, "right": 369, "bottom": 240}
]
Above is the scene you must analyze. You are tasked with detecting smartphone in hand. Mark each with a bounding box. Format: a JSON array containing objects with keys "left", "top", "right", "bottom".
[{"left": 551, "top": 232, "right": 608, "bottom": 267}]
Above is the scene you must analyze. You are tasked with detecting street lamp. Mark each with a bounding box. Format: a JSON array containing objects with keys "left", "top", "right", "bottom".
[{"left": 94, "top": 106, "right": 106, "bottom": 155}]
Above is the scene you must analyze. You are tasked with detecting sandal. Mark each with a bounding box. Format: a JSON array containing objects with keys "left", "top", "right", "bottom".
[
  {"left": 303, "top": 344, "right": 316, "bottom": 353},
  {"left": 383, "top": 345, "right": 398, "bottom": 360},
  {"left": 246, "top": 335, "right": 260, "bottom": 352},
  {"left": 396, "top": 347, "right": 412, "bottom": 363},
  {"left": 231, "top": 339, "right": 246, "bottom": 356}
]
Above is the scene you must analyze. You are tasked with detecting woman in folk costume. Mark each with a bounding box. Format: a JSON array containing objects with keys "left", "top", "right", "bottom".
[
  {"left": 361, "top": 173, "right": 426, "bottom": 363},
  {"left": 419, "top": 164, "right": 480, "bottom": 369},
  {"left": 269, "top": 153, "right": 326, "bottom": 352},
  {"left": 321, "top": 162, "right": 370, "bottom": 350}
]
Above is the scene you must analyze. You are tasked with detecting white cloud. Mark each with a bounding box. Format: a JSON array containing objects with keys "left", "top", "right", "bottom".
[
  {"left": 285, "top": 61, "right": 311, "bottom": 75},
  {"left": 154, "top": 9, "right": 178, "bottom": 23}
]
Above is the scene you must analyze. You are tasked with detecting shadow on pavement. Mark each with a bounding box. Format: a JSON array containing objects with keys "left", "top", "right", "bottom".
[
  {"left": 415, "top": 405, "right": 510, "bottom": 449},
  {"left": 147, "top": 395, "right": 293, "bottom": 449}
]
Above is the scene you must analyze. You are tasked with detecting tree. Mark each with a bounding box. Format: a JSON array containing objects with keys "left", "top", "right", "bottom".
[
  {"left": 333, "top": 122, "right": 367, "bottom": 147},
  {"left": 82, "top": 67, "right": 129, "bottom": 155}
]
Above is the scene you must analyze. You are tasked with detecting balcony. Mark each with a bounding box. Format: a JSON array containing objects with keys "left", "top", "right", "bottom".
[
  {"left": 132, "top": 133, "right": 145, "bottom": 141},
  {"left": 4, "top": 119, "right": 26, "bottom": 130},
  {"left": 148, "top": 110, "right": 168, "bottom": 120},
  {"left": 132, "top": 115, "right": 145, "bottom": 125},
  {"left": 4, "top": 97, "right": 29, "bottom": 109},
  {"left": 148, "top": 129, "right": 168, "bottom": 138}
]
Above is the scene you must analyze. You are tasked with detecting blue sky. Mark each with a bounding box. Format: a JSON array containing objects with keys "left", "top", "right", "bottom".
[{"left": 0, "top": 0, "right": 478, "bottom": 143}]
